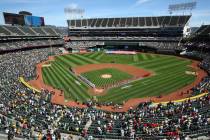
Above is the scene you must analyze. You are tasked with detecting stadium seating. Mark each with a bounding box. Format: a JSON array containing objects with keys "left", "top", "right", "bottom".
[
  {"left": 0, "top": 39, "right": 64, "bottom": 51},
  {"left": 68, "top": 15, "right": 191, "bottom": 28},
  {"left": 1, "top": 12, "right": 210, "bottom": 140},
  {"left": 0, "top": 26, "right": 12, "bottom": 36},
  {"left": 65, "top": 41, "right": 103, "bottom": 49},
  {"left": 67, "top": 16, "right": 190, "bottom": 46},
  {"left": 195, "top": 25, "right": 210, "bottom": 36},
  {"left": 0, "top": 42, "right": 209, "bottom": 139},
  {"left": 0, "top": 25, "right": 66, "bottom": 37},
  {"left": 42, "top": 27, "right": 58, "bottom": 36},
  {"left": 139, "top": 41, "right": 180, "bottom": 50},
  {"left": 184, "top": 42, "right": 210, "bottom": 74},
  {"left": 18, "top": 26, "right": 37, "bottom": 36}
]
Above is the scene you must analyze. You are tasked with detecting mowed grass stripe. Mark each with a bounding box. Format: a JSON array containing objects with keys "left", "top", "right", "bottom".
[
  {"left": 46, "top": 65, "right": 79, "bottom": 100},
  {"left": 137, "top": 53, "right": 145, "bottom": 61},
  {"left": 42, "top": 52, "right": 196, "bottom": 103},
  {"left": 133, "top": 54, "right": 139, "bottom": 62},
  {"left": 54, "top": 62, "right": 90, "bottom": 93},
  {"left": 100, "top": 70, "right": 184, "bottom": 101},
  {"left": 42, "top": 68, "right": 54, "bottom": 86},
  {"left": 145, "top": 54, "right": 154, "bottom": 60},
  {"left": 42, "top": 66, "right": 76, "bottom": 100},
  {"left": 43, "top": 67, "right": 64, "bottom": 89},
  {"left": 150, "top": 53, "right": 158, "bottom": 59},
  {"left": 54, "top": 61, "right": 89, "bottom": 89},
  {"left": 99, "top": 69, "right": 189, "bottom": 101},
  {"left": 142, "top": 67, "right": 188, "bottom": 84},
  {"left": 115, "top": 72, "right": 194, "bottom": 100},
  {"left": 128, "top": 75, "right": 194, "bottom": 100},
  {"left": 54, "top": 62, "right": 89, "bottom": 90},
  {"left": 63, "top": 55, "right": 88, "bottom": 65},
  {"left": 99, "top": 73, "right": 178, "bottom": 101},
  {"left": 48, "top": 66, "right": 69, "bottom": 89},
  {"left": 131, "top": 56, "right": 173, "bottom": 66},
  {"left": 42, "top": 68, "right": 49, "bottom": 84},
  {"left": 56, "top": 56, "right": 77, "bottom": 67},
  {"left": 71, "top": 54, "right": 100, "bottom": 64},
  {"left": 56, "top": 55, "right": 87, "bottom": 67},
  {"left": 82, "top": 53, "right": 94, "bottom": 57},
  {"left": 154, "top": 61, "right": 191, "bottom": 72},
  {"left": 88, "top": 52, "right": 103, "bottom": 59},
  {"left": 82, "top": 68, "right": 132, "bottom": 87},
  {"left": 99, "top": 54, "right": 134, "bottom": 64},
  {"left": 154, "top": 76, "right": 195, "bottom": 96},
  {"left": 95, "top": 53, "right": 105, "bottom": 60},
  {"left": 140, "top": 53, "right": 150, "bottom": 61},
  {"left": 111, "top": 75, "right": 194, "bottom": 103},
  {"left": 51, "top": 63, "right": 90, "bottom": 101},
  {"left": 102, "top": 73, "right": 193, "bottom": 103},
  {"left": 141, "top": 58, "right": 184, "bottom": 69}
]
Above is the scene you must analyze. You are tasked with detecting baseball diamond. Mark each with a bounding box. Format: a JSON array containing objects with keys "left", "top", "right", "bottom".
[
  {"left": 81, "top": 68, "right": 133, "bottom": 88},
  {"left": 41, "top": 52, "right": 196, "bottom": 104},
  {"left": 1, "top": 3, "right": 210, "bottom": 139}
]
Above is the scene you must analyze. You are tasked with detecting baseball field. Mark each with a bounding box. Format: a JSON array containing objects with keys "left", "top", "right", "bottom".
[{"left": 42, "top": 52, "right": 196, "bottom": 104}]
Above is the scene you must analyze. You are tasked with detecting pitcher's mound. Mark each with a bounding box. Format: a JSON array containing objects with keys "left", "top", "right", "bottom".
[{"left": 101, "top": 74, "right": 112, "bottom": 79}]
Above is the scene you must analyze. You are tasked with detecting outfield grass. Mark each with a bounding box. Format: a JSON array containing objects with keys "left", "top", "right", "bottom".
[
  {"left": 81, "top": 68, "right": 133, "bottom": 87},
  {"left": 42, "top": 52, "right": 196, "bottom": 103}
]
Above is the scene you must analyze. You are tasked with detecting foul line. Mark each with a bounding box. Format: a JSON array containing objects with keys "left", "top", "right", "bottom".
[{"left": 19, "top": 77, "right": 41, "bottom": 93}]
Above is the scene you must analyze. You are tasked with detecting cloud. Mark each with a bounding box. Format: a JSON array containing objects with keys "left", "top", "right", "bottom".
[{"left": 135, "top": 0, "right": 151, "bottom": 5}]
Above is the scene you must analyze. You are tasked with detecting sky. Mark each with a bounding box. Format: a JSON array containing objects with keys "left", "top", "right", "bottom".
[{"left": 0, "top": 0, "right": 210, "bottom": 27}]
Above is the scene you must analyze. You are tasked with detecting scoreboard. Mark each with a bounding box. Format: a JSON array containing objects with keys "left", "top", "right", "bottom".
[
  {"left": 3, "top": 12, "right": 25, "bottom": 25},
  {"left": 24, "top": 15, "right": 45, "bottom": 26},
  {"left": 3, "top": 12, "right": 45, "bottom": 27}
]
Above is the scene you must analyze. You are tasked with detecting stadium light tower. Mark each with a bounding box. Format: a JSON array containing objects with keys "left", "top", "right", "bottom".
[
  {"left": 64, "top": 7, "right": 85, "bottom": 20},
  {"left": 168, "top": 1, "right": 197, "bottom": 15},
  {"left": 64, "top": 6, "right": 85, "bottom": 35}
]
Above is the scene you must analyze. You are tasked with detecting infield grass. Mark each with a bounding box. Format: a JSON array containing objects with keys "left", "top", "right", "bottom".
[{"left": 81, "top": 68, "right": 133, "bottom": 87}]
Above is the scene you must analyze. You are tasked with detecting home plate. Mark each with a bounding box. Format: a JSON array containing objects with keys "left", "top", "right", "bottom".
[
  {"left": 121, "top": 85, "right": 132, "bottom": 89},
  {"left": 75, "top": 81, "right": 81, "bottom": 85}
]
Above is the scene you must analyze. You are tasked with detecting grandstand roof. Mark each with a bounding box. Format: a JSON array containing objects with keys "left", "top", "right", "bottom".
[
  {"left": 194, "top": 25, "right": 210, "bottom": 36},
  {"left": 68, "top": 15, "right": 191, "bottom": 29}
]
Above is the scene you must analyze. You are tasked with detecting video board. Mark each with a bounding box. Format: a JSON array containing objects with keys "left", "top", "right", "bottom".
[
  {"left": 24, "top": 15, "right": 45, "bottom": 26},
  {"left": 3, "top": 12, "right": 25, "bottom": 25}
]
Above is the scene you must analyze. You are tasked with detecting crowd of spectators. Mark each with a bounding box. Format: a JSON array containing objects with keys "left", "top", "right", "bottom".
[
  {"left": 68, "top": 36, "right": 180, "bottom": 42},
  {"left": 200, "top": 55, "right": 210, "bottom": 74},
  {"left": 65, "top": 41, "right": 103, "bottom": 49},
  {"left": 0, "top": 43, "right": 209, "bottom": 139},
  {"left": 0, "top": 39, "right": 64, "bottom": 51},
  {"left": 139, "top": 42, "right": 181, "bottom": 51},
  {"left": 183, "top": 42, "right": 210, "bottom": 74}
]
